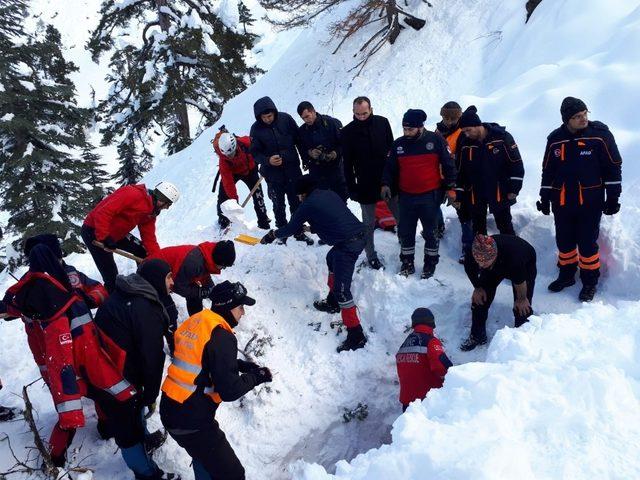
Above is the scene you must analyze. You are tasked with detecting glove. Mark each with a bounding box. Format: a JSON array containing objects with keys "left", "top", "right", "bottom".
[
  {"left": 144, "top": 402, "right": 156, "bottom": 419},
  {"left": 381, "top": 186, "right": 392, "bottom": 201},
  {"left": 321, "top": 151, "right": 337, "bottom": 162},
  {"left": 260, "top": 230, "right": 277, "bottom": 245},
  {"left": 603, "top": 198, "right": 620, "bottom": 215},
  {"left": 102, "top": 236, "right": 118, "bottom": 250},
  {"left": 253, "top": 367, "right": 273, "bottom": 385},
  {"left": 238, "top": 359, "right": 260, "bottom": 373},
  {"left": 536, "top": 199, "right": 550, "bottom": 215},
  {"left": 59, "top": 408, "right": 85, "bottom": 430},
  {"left": 507, "top": 193, "right": 517, "bottom": 206},
  {"left": 308, "top": 148, "right": 323, "bottom": 160}
]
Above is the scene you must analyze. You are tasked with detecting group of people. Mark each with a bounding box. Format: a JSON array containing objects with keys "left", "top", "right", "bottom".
[{"left": 0, "top": 93, "right": 622, "bottom": 479}]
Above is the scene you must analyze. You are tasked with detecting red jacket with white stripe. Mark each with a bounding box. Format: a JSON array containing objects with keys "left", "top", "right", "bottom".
[
  {"left": 213, "top": 133, "right": 256, "bottom": 201},
  {"left": 396, "top": 325, "right": 452, "bottom": 406}
]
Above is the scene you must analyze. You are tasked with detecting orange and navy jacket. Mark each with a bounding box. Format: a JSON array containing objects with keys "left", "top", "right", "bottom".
[
  {"left": 396, "top": 325, "right": 452, "bottom": 406},
  {"left": 456, "top": 123, "right": 524, "bottom": 212},
  {"left": 436, "top": 121, "right": 463, "bottom": 155},
  {"left": 84, "top": 184, "right": 160, "bottom": 255},
  {"left": 382, "top": 130, "right": 456, "bottom": 195},
  {"left": 540, "top": 121, "right": 622, "bottom": 209},
  {"left": 2, "top": 271, "right": 136, "bottom": 429},
  {"left": 213, "top": 133, "right": 255, "bottom": 201},
  {"left": 147, "top": 242, "right": 222, "bottom": 299}
]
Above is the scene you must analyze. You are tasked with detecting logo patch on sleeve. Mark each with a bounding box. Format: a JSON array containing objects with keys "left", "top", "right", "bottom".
[{"left": 59, "top": 333, "right": 72, "bottom": 345}]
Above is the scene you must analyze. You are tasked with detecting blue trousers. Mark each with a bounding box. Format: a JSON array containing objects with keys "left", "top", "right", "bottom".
[
  {"left": 326, "top": 235, "right": 365, "bottom": 308},
  {"left": 265, "top": 175, "right": 301, "bottom": 229}
]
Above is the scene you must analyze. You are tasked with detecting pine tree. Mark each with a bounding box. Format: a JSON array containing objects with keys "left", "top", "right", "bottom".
[
  {"left": 0, "top": 16, "right": 106, "bottom": 264},
  {"left": 89, "top": 0, "right": 262, "bottom": 178}
]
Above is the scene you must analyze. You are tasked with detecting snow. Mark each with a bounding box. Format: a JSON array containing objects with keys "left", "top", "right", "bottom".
[{"left": 2, "top": 0, "right": 640, "bottom": 479}]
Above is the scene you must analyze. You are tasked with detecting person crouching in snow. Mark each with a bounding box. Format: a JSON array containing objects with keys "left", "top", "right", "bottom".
[
  {"left": 396, "top": 308, "right": 452, "bottom": 412},
  {"left": 260, "top": 175, "right": 368, "bottom": 352}
]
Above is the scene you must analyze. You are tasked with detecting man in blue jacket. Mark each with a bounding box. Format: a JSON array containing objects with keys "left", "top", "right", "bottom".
[
  {"left": 250, "top": 96, "right": 313, "bottom": 245},
  {"left": 261, "top": 175, "right": 367, "bottom": 352}
]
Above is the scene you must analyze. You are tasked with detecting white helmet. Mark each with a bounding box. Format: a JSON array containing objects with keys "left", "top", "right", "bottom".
[
  {"left": 218, "top": 133, "right": 237, "bottom": 157},
  {"left": 154, "top": 181, "right": 180, "bottom": 205}
]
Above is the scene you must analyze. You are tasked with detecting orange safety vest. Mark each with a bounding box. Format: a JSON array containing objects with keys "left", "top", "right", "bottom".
[
  {"left": 445, "top": 128, "right": 462, "bottom": 155},
  {"left": 161, "top": 309, "right": 234, "bottom": 404}
]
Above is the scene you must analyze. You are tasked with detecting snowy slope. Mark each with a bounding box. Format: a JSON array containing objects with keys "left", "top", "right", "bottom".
[{"left": 2, "top": 0, "right": 640, "bottom": 479}]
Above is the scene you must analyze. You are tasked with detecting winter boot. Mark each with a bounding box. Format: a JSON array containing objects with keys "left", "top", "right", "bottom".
[
  {"left": 294, "top": 231, "right": 314, "bottom": 245},
  {"left": 0, "top": 405, "right": 20, "bottom": 422},
  {"left": 548, "top": 276, "right": 576, "bottom": 292},
  {"left": 399, "top": 256, "right": 415, "bottom": 277},
  {"left": 337, "top": 325, "right": 367, "bottom": 353},
  {"left": 144, "top": 429, "right": 167, "bottom": 454},
  {"left": 459, "top": 334, "right": 487, "bottom": 352},
  {"left": 313, "top": 293, "right": 340, "bottom": 314},
  {"left": 218, "top": 215, "right": 231, "bottom": 229},
  {"left": 421, "top": 257, "right": 438, "bottom": 279},
  {"left": 368, "top": 257, "right": 384, "bottom": 270},
  {"left": 257, "top": 218, "right": 271, "bottom": 230},
  {"left": 135, "top": 469, "right": 181, "bottom": 480},
  {"left": 578, "top": 284, "right": 597, "bottom": 302}
]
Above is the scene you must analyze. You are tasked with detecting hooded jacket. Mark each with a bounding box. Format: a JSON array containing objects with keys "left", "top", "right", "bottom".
[{"left": 249, "top": 96, "right": 302, "bottom": 182}]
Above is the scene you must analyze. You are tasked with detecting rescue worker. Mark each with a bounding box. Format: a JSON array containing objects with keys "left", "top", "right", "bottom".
[
  {"left": 94, "top": 259, "right": 180, "bottom": 480},
  {"left": 82, "top": 181, "right": 180, "bottom": 292},
  {"left": 437, "top": 101, "right": 471, "bottom": 263},
  {"left": 1, "top": 237, "right": 137, "bottom": 467},
  {"left": 381, "top": 109, "right": 457, "bottom": 279},
  {"left": 212, "top": 130, "right": 270, "bottom": 230},
  {"left": 342, "top": 96, "right": 398, "bottom": 270},
  {"left": 456, "top": 106, "right": 524, "bottom": 237},
  {"left": 538, "top": 97, "right": 622, "bottom": 302},
  {"left": 160, "top": 281, "right": 272, "bottom": 480},
  {"left": 460, "top": 234, "right": 537, "bottom": 351},
  {"left": 147, "top": 240, "right": 236, "bottom": 316},
  {"left": 261, "top": 175, "right": 368, "bottom": 352},
  {"left": 396, "top": 308, "right": 452, "bottom": 412},
  {"left": 250, "top": 96, "right": 313, "bottom": 245},
  {"left": 296, "top": 101, "right": 348, "bottom": 201}
]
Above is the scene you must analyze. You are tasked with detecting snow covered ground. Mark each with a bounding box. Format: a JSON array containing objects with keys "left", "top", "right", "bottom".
[{"left": 2, "top": 0, "right": 640, "bottom": 479}]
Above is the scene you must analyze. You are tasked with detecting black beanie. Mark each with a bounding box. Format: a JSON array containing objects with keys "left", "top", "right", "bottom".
[
  {"left": 137, "top": 259, "right": 172, "bottom": 297},
  {"left": 295, "top": 174, "right": 317, "bottom": 196},
  {"left": 212, "top": 240, "right": 236, "bottom": 268},
  {"left": 209, "top": 281, "right": 256, "bottom": 310},
  {"left": 411, "top": 307, "right": 435, "bottom": 328},
  {"left": 560, "top": 96, "right": 588, "bottom": 123},
  {"left": 402, "top": 109, "right": 427, "bottom": 128},
  {"left": 24, "top": 234, "right": 63, "bottom": 259},
  {"left": 458, "top": 106, "right": 482, "bottom": 128}
]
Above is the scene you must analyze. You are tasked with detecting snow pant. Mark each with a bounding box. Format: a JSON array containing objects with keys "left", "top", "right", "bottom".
[
  {"left": 308, "top": 164, "right": 349, "bottom": 202},
  {"left": 265, "top": 175, "right": 301, "bottom": 230},
  {"left": 81, "top": 225, "right": 148, "bottom": 293},
  {"left": 552, "top": 204, "right": 602, "bottom": 286},
  {"left": 326, "top": 233, "right": 366, "bottom": 328},
  {"left": 216, "top": 167, "right": 269, "bottom": 226},
  {"left": 471, "top": 203, "right": 515, "bottom": 236},
  {"left": 167, "top": 421, "right": 245, "bottom": 480},
  {"left": 398, "top": 190, "right": 442, "bottom": 266},
  {"left": 471, "top": 274, "right": 536, "bottom": 339},
  {"left": 49, "top": 422, "right": 76, "bottom": 466},
  {"left": 360, "top": 198, "right": 399, "bottom": 262},
  {"left": 457, "top": 201, "right": 474, "bottom": 254}
]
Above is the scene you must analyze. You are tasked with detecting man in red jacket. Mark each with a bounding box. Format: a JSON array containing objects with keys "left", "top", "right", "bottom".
[
  {"left": 147, "top": 240, "right": 236, "bottom": 315},
  {"left": 213, "top": 131, "right": 270, "bottom": 230},
  {"left": 82, "top": 182, "right": 180, "bottom": 292},
  {"left": 396, "top": 308, "right": 452, "bottom": 412}
]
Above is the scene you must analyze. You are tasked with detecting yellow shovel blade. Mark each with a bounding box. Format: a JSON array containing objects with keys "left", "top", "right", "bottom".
[{"left": 235, "top": 234, "right": 261, "bottom": 246}]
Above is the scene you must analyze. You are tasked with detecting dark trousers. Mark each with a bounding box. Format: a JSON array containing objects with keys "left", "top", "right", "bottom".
[
  {"left": 457, "top": 201, "right": 474, "bottom": 252},
  {"left": 326, "top": 236, "right": 365, "bottom": 308},
  {"left": 168, "top": 421, "right": 245, "bottom": 480},
  {"left": 265, "top": 175, "right": 301, "bottom": 229},
  {"left": 217, "top": 167, "right": 269, "bottom": 224},
  {"left": 552, "top": 205, "right": 602, "bottom": 286},
  {"left": 308, "top": 165, "right": 348, "bottom": 202},
  {"left": 471, "top": 203, "right": 515, "bottom": 236},
  {"left": 81, "top": 225, "right": 148, "bottom": 292},
  {"left": 471, "top": 275, "right": 535, "bottom": 339},
  {"left": 398, "top": 190, "right": 442, "bottom": 264},
  {"left": 92, "top": 394, "right": 145, "bottom": 449}
]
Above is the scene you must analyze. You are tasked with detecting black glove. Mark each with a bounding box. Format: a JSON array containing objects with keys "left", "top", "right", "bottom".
[
  {"left": 260, "top": 230, "right": 277, "bottom": 245},
  {"left": 102, "top": 236, "right": 118, "bottom": 250},
  {"left": 144, "top": 402, "right": 156, "bottom": 419},
  {"left": 253, "top": 367, "right": 273, "bottom": 385},
  {"left": 603, "top": 198, "right": 620, "bottom": 215},
  {"left": 507, "top": 195, "right": 517, "bottom": 206},
  {"left": 381, "top": 186, "right": 392, "bottom": 201},
  {"left": 536, "top": 199, "right": 550, "bottom": 215},
  {"left": 238, "top": 359, "right": 260, "bottom": 373}
]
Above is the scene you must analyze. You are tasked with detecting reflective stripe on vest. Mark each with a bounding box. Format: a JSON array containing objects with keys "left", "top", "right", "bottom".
[
  {"left": 70, "top": 312, "right": 92, "bottom": 330},
  {"left": 104, "top": 379, "right": 136, "bottom": 398},
  {"left": 161, "top": 309, "right": 233, "bottom": 404},
  {"left": 398, "top": 346, "right": 428, "bottom": 354},
  {"left": 56, "top": 399, "right": 83, "bottom": 413}
]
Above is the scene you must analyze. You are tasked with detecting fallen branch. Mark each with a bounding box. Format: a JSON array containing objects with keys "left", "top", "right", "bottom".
[{"left": 22, "top": 382, "right": 59, "bottom": 478}]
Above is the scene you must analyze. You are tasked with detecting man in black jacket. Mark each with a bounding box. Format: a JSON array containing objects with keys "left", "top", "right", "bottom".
[
  {"left": 460, "top": 234, "right": 537, "bottom": 351},
  {"left": 160, "top": 281, "right": 271, "bottom": 480},
  {"left": 94, "top": 259, "right": 179, "bottom": 480},
  {"left": 537, "top": 97, "right": 622, "bottom": 302},
  {"left": 250, "top": 96, "right": 313, "bottom": 245},
  {"left": 342, "top": 96, "right": 398, "bottom": 269},
  {"left": 456, "top": 106, "right": 524, "bottom": 237}
]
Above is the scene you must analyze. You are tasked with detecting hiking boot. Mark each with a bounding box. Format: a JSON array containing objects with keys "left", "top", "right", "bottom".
[
  {"left": 257, "top": 218, "right": 271, "bottom": 230},
  {"left": 135, "top": 469, "right": 181, "bottom": 480},
  {"left": 399, "top": 258, "right": 415, "bottom": 277},
  {"left": 579, "top": 284, "right": 597, "bottom": 302},
  {"left": 294, "top": 232, "right": 314, "bottom": 245},
  {"left": 144, "top": 429, "right": 167, "bottom": 454},
  {"left": 368, "top": 257, "right": 384, "bottom": 270},
  {"left": 459, "top": 334, "right": 487, "bottom": 352},
  {"left": 421, "top": 261, "right": 436, "bottom": 279},
  {"left": 0, "top": 405, "right": 20, "bottom": 422},
  {"left": 313, "top": 296, "right": 340, "bottom": 314},
  {"left": 218, "top": 215, "right": 231, "bottom": 229},
  {"left": 548, "top": 277, "right": 576, "bottom": 292},
  {"left": 337, "top": 325, "right": 367, "bottom": 353}
]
